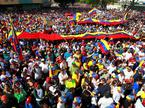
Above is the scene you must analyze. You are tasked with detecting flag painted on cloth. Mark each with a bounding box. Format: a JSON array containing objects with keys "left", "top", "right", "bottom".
[
  {"left": 8, "top": 22, "right": 23, "bottom": 61},
  {"left": 74, "top": 12, "right": 82, "bottom": 21},
  {"left": 8, "top": 30, "right": 13, "bottom": 41},
  {"left": 88, "top": 8, "right": 101, "bottom": 15},
  {"left": 99, "top": 39, "right": 110, "bottom": 54},
  {"left": 89, "top": 8, "right": 97, "bottom": 15},
  {"left": 139, "top": 60, "right": 144, "bottom": 67}
]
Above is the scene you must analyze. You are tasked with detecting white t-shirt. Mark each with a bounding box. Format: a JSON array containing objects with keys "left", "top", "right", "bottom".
[
  {"left": 118, "top": 74, "right": 125, "bottom": 83},
  {"left": 39, "top": 62, "right": 48, "bottom": 73},
  {"left": 123, "top": 69, "right": 134, "bottom": 79},
  {"left": 58, "top": 72, "right": 68, "bottom": 85},
  {"left": 66, "top": 57, "right": 75, "bottom": 68},
  {"left": 113, "top": 90, "right": 121, "bottom": 104},
  {"left": 135, "top": 98, "right": 145, "bottom": 108},
  {"left": 98, "top": 97, "right": 113, "bottom": 108},
  {"left": 57, "top": 102, "right": 65, "bottom": 108},
  {"left": 123, "top": 52, "right": 132, "bottom": 60},
  {"left": 34, "top": 67, "right": 42, "bottom": 80},
  {"left": 36, "top": 88, "right": 43, "bottom": 101},
  {"left": 107, "top": 64, "right": 116, "bottom": 74},
  {"left": 60, "top": 62, "right": 67, "bottom": 69},
  {"left": 91, "top": 96, "right": 97, "bottom": 106},
  {"left": 138, "top": 51, "right": 145, "bottom": 57}
]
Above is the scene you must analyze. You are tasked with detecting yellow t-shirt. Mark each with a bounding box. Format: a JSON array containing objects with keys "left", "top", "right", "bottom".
[
  {"left": 75, "top": 61, "right": 81, "bottom": 68},
  {"left": 88, "top": 61, "right": 93, "bottom": 67},
  {"left": 97, "top": 63, "right": 104, "bottom": 70},
  {"left": 137, "top": 91, "right": 145, "bottom": 99},
  {"left": 83, "top": 63, "right": 88, "bottom": 70},
  {"left": 65, "top": 80, "right": 76, "bottom": 89},
  {"left": 72, "top": 73, "right": 79, "bottom": 83},
  {"left": 73, "top": 54, "right": 81, "bottom": 59}
]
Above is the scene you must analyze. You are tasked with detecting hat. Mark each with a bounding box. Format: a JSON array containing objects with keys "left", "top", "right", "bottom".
[
  {"left": 26, "top": 96, "right": 32, "bottom": 104},
  {"left": 1, "top": 95, "right": 7, "bottom": 102},
  {"left": 34, "top": 82, "right": 39, "bottom": 88}
]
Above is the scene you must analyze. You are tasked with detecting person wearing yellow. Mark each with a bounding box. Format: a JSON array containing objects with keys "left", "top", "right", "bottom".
[
  {"left": 65, "top": 77, "right": 76, "bottom": 89},
  {"left": 73, "top": 50, "right": 81, "bottom": 59},
  {"left": 69, "top": 61, "right": 79, "bottom": 75},
  {"left": 83, "top": 61, "right": 89, "bottom": 71},
  {"left": 72, "top": 70, "right": 80, "bottom": 85},
  {"left": 96, "top": 60, "right": 104, "bottom": 70},
  {"left": 88, "top": 59, "right": 93, "bottom": 67},
  {"left": 135, "top": 86, "right": 145, "bottom": 108}
]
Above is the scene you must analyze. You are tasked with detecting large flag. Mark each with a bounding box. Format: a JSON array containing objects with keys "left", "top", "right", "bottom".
[
  {"left": 74, "top": 12, "right": 82, "bottom": 21},
  {"left": 88, "top": 8, "right": 101, "bottom": 15},
  {"left": 8, "top": 18, "right": 23, "bottom": 61},
  {"left": 99, "top": 39, "right": 110, "bottom": 54},
  {"left": 8, "top": 30, "right": 13, "bottom": 41}
]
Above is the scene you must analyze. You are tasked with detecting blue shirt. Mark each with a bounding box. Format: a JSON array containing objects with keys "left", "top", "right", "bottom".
[
  {"left": 64, "top": 52, "right": 71, "bottom": 59},
  {"left": 132, "top": 82, "right": 139, "bottom": 94}
]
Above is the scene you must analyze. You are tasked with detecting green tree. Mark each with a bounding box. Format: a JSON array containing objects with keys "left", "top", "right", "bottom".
[
  {"left": 54, "top": 0, "right": 75, "bottom": 7},
  {"left": 78, "top": 0, "right": 117, "bottom": 9}
]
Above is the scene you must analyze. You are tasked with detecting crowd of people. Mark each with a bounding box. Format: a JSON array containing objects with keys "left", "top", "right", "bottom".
[
  {"left": 0, "top": 7, "right": 144, "bottom": 108},
  {"left": 0, "top": 8, "right": 145, "bottom": 37}
]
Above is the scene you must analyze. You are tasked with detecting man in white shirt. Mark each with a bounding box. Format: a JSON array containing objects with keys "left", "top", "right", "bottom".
[
  {"left": 39, "top": 59, "right": 48, "bottom": 74},
  {"left": 58, "top": 70, "right": 68, "bottom": 85},
  {"left": 112, "top": 87, "right": 122, "bottom": 105},
  {"left": 60, "top": 59, "right": 68, "bottom": 70},
  {"left": 33, "top": 64, "right": 42, "bottom": 81},
  {"left": 98, "top": 92, "right": 114, "bottom": 108},
  {"left": 123, "top": 67, "right": 134, "bottom": 79},
  {"left": 123, "top": 51, "right": 133, "bottom": 60},
  {"left": 66, "top": 55, "right": 75, "bottom": 68}
]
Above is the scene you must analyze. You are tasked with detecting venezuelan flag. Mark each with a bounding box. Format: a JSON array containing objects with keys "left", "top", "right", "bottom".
[
  {"left": 99, "top": 39, "right": 110, "bottom": 54},
  {"left": 88, "top": 8, "right": 98, "bottom": 15},
  {"left": 139, "top": 60, "right": 144, "bottom": 67},
  {"left": 74, "top": 12, "right": 82, "bottom": 21},
  {"left": 8, "top": 30, "right": 13, "bottom": 41}
]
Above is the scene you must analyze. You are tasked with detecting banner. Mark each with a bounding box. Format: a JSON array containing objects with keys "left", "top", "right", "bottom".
[
  {"left": 17, "top": 31, "right": 135, "bottom": 41},
  {"left": 78, "top": 18, "right": 127, "bottom": 26}
]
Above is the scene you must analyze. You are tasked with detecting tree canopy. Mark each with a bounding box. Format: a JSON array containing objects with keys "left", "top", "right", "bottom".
[
  {"left": 54, "top": 0, "right": 75, "bottom": 7},
  {"left": 77, "top": 0, "right": 117, "bottom": 9}
]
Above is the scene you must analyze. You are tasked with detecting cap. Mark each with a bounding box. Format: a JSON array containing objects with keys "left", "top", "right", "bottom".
[
  {"left": 26, "top": 96, "right": 32, "bottom": 104},
  {"left": 46, "top": 77, "right": 51, "bottom": 83},
  {"left": 1, "top": 95, "right": 7, "bottom": 102},
  {"left": 34, "top": 82, "right": 39, "bottom": 88}
]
